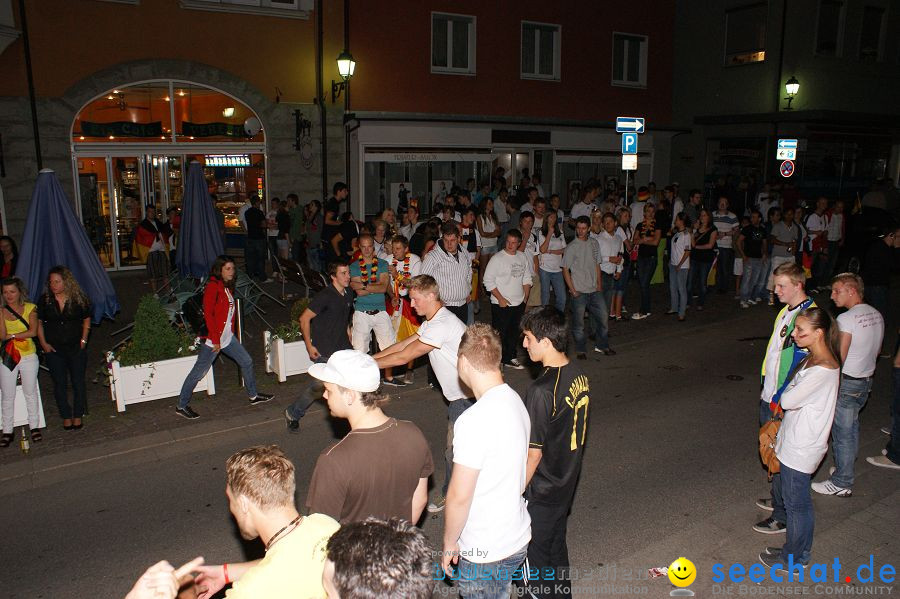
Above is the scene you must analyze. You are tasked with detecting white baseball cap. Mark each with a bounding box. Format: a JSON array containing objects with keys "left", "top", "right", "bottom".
[{"left": 308, "top": 350, "right": 380, "bottom": 392}]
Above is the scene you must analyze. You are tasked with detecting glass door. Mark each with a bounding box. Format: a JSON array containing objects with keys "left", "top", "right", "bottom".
[
  {"left": 111, "top": 156, "right": 146, "bottom": 267},
  {"left": 77, "top": 157, "right": 114, "bottom": 268}
]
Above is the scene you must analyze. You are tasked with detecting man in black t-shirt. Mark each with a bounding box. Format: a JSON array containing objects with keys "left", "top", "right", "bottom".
[
  {"left": 323, "top": 182, "right": 349, "bottom": 262},
  {"left": 737, "top": 209, "right": 768, "bottom": 307},
  {"left": 285, "top": 261, "right": 355, "bottom": 431},
  {"left": 520, "top": 306, "right": 590, "bottom": 599},
  {"left": 243, "top": 196, "right": 269, "bottom": 282}
]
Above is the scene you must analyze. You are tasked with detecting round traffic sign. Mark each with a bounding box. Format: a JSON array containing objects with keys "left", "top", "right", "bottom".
[{"left": 780, "top": 160, "right": 795, "bottom": 178}]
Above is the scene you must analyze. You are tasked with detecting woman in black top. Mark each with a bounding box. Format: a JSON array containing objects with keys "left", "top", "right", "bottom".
[
  {"left": 689, "top": 209, "right": 718, "bottom": 310},
  {"left": 631, "top": 203, "right": 662, "bottom": 319},
  {"left": 36, "top": 266, "right": 92, "bottom": 430}
]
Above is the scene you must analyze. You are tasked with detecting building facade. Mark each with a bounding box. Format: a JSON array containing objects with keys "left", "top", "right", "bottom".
[
  {"left": 0, "top": 0, "right": 349, "bottom": 270},
  {"left": 670, "top": 0, "right": 900, "bottom": 210},
  {"left": 343, "top": 0, "right": 677, "bottom": 217}
]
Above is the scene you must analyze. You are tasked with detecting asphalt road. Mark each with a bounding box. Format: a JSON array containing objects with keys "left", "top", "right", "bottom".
[{"left": 3, "top": 306, "right": 897, "bottom": 598}]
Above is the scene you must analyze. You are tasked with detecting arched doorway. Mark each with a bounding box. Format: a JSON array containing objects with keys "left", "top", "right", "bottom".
[{"left": 71, "top": 80, "right": 266, "bottom": 270}]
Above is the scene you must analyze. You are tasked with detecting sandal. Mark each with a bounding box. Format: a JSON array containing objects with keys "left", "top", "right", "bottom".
[
  {"left": 0, "top": 433, "right": 13, "bottom": 448},
  {"left": 31, "top": 429, "right": 42, "bottom": 442}
]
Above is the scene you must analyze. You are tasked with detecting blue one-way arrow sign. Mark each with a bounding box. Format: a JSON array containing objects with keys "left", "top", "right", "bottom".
[
  {"left": 777, "top": 138, "right": 798, "bottom": 149},
  {"left": 616, "top": 116, "right": 645, "bottom": 134},
  {"left": 622, "top": 133, "right": 638, "bottom": 154}
]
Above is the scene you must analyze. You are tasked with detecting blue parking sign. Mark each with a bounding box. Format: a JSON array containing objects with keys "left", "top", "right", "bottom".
[{"left": 622, "top": 133, "right": 638, "bottom": 155}]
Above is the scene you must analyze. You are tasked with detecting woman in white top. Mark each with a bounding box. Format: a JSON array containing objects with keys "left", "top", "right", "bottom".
[
  {"left": 537, "top": 211, "right": 567, "bottom": 313},
  {"left": 760, "top": 307, "right": 840, "bottom": 569},
  {"left": 666, "top": 212, "right": 692, "bottom": 321},
  {"left": 597, "top": 212, "right": 624, "bottom": 323},
  {"left": 611, "top": 208, "right": 633, "bottom": 321},
  {"left": 477, "top": 198, "right": 501, "bottom": 294}
]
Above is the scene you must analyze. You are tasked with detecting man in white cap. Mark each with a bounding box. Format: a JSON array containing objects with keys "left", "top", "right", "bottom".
[{"left": 305, "top": 350, "right": 434, "bottom": 525}]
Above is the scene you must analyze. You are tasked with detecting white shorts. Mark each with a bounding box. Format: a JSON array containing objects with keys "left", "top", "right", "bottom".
[
  {"left": 733, "top": 257, "right": 743, "bottom": 276},
  {"left": 351, "top": 310, "right": 395, "bottom": 354}
]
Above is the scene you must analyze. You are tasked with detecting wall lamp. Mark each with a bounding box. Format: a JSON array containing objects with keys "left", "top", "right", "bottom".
[{"left": 331, "top": 49, "right": 356, "bottom": 103}]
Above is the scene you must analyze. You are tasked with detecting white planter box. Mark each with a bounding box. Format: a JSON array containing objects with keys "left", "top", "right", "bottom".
[
  {"left": 13, "top": 383, "right": 46, "bottom": 428},
  {"left": 264, "top": 331, "right": 313, "bottom": 383},
  {"left": 109, "top": 354, "right": 215, "bottom": 412}
]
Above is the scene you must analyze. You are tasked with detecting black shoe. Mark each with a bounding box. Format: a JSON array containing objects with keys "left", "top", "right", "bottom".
[
  {"left": 0, "top": 432, "right": 13, "bottom": 447},
  {"left": 249, "top": 393, "right": 274, "bottom": 405},
  {"left": 382, "top": 377, "right": 407, "bottom": 387},
  {"left": 175, "top": 406, "right": 200, "bottom": 419},
  {"left": 284, "top": 409, "right": 300, "bottom": 433},
  {"left": 753, "top": 517, "right": 786, "bottom": 534},
  {"left": 576, "top": 353, "right": 587, "bottom": 360}
]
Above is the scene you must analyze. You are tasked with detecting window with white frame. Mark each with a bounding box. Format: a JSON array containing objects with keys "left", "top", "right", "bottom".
[
  {"left": 858, "top": 5, "right": 885, "bottom": 62},
  {"left": 815, "top": 0, "right": 845, "bottom": 56},
  {"left": 432, "top": 12, "right": 476, "bottom": 74},
  {"left": 724, "top": 3, "right": 767, "bottom": 66},
  {"left": 181, "top": 0, "right": 311, "bottom": 18},
  {"left": 611, "top": 33, "right": 647, "bottom": 87},
  {"left": 521, "top": 21, "right": 560, "bottom": 80}
]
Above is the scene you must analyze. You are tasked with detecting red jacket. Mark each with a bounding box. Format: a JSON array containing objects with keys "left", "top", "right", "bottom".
[{"left": 203, "top": 276, "right": 235, "bottom": 345}]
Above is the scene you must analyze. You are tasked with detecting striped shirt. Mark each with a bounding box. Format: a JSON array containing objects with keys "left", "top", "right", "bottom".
[
  {"left": 713, "top": 210, "right": 738, "bottom": 248},
  {"left": 422, "top": 241, "right": 473, "bottom": 306}
]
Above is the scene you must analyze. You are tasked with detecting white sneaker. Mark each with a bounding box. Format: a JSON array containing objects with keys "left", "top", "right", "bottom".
[
  {"left": 866, "top": 455, "right": 900, "bottom": 470},
  {"left": 631, "top": 312, "right": 648, "bottom": 320},
  {"left": 882, "top": 426, "right": 892, "bottom": 436},
  {"left": 504, "top": 358, "right": 525, "bottom": 370},
  {"left": 740, "top": 301, "right": 750, "bottom": 308},
  {"left": 427, "top": 496, "right": 446, "bottom": 513},
  {"left": 810, "top": 479, "right": 852, "bottom": 497}
]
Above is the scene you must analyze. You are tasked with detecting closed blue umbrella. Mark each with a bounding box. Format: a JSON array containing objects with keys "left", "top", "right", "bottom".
[
  {"left": 176, "top": 161, "right": 224, "bottom": 278},
  {"left": 17, "top": 168, "right": 120, "bottom": 323}
]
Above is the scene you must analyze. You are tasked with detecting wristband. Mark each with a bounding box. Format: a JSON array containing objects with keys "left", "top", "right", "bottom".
[{"left": 223, "top": 563, "right": 230, "bottom": 584}]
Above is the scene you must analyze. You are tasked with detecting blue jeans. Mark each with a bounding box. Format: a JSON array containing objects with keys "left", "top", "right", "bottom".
[
  {"left": 614, "top": 258, "right": 631, "bottom": 297},
  {"left": 178, "top": 340, "right": 257, "bottom": 408},
  {"left": 601, "top": 272, "right": 616, "bottom": 321},
  {"left": 716, "top": 247, "right": 734, "bottom": 293},
  {"left": 740, "top": 257, "right": 767, "bottom": 302},
  {"left": 571, "top": 290, "right": 608, "bottom": 352},
  {"left": 443, "top": 398, "right": 475, "bottom": 496},
  {"left": 457, "top": 544, "right": 528, "bottom": 599},
  {"left": 780, "top": 463, "right": 813, "bottom": 566},
  {"left": 286, "top": 356, "right": 327, "bottom": 421},
  {"left": 830, "top": 376, "right": 872, "bottom": 488},
  {"left": 668, "top": 265, "right": 689, "bottom": 317},
  {"left": 889, "top": 367, "right": 900, "bottom": 464},
  {"left": 540, "top": 269, "right": 567, "bottom": 314},
  {"left": 636, "top": 256, "right": 657, "bottom": 314},
  {"left": 689, "top": 260, "right": 713, "bottom": 306}
]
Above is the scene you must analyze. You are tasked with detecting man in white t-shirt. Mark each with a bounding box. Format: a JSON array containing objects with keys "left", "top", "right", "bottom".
[
  {"left": 805, "top": 197, "right": 830, "bottom": 290},
  {"left": 713, "top": 196, "right": 739, "bottom": 294},
  {"left": 568, "top": 184, "right": 599, "bottom": 226},
  {"left": 441, "top": 323, "right": 530, "bottom": 598},
  {"left": 374, "top": 274, "right": 471, "bottom": 513},
  {"left": 483, "top": 230, "right": 532, "bottom": 370},
  {"left": 811, "top": 273, "right": 884, "bottom": 497}
]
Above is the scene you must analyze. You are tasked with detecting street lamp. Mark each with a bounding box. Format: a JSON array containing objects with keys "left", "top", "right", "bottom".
[
  {"left": 783, "top": 76, "right": 799, "bottom": 110},
  {"left": 332, "top": 50, "right": 356, "bottom": 103}
]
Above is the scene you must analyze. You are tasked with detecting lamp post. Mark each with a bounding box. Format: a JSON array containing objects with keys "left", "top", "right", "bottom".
[
  {"left": 331, "top": 50, "right": 356, "bottom": 103},
  {"left": 783, "top": 76, "right": 799, "bottom": 110}
]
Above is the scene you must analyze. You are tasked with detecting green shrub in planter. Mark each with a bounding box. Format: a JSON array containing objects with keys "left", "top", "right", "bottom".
[
  {"left": 115, "top": 295, "right": 198, "bottom": 367},
  {"left": 271, "top": 297, "right": 311, "bottom": 343}
]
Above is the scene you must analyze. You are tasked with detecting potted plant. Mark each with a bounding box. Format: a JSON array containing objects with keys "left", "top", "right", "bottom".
[
  {"left": 264, "top": 298, "right": 313, "bottom": 383},
  {"left": 108, "top": 295, "right": 215, "bottom": 412}
]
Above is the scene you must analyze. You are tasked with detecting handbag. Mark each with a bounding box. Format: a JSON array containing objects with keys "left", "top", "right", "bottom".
[
  {"left": 1, "top": 305, "right": 33, "bottom": 371},
  {"left": 758, "top": 409, "right": 782, "bottom": 480}
]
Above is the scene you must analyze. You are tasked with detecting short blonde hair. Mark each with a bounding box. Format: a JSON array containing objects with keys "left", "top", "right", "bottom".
[
  {"left": 459, "top": 323, "right": 501, "bottom": 372},
  {"left": 773, "top": 262, "right": 806, "bottom": 285},
  {"left": 226, "top": 445, "right": 295, "bottom": 509},
  {"left": 405, "top": 274, "right": 440, "bottom": 300},
  {"left": 831, "top": 272, "right": 864, "bottom": 297}
]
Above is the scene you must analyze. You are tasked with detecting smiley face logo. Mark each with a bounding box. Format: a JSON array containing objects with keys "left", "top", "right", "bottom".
[{"left": 668, "top": 557, "right": 696, "bottom": 588}]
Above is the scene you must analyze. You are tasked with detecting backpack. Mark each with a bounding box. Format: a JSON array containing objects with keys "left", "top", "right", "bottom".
[{"left": 182, "top": 286, "right": 211, "bottom": 337}]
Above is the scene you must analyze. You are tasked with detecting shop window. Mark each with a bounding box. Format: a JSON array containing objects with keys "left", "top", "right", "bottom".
[
  {"left": 180, "top": 0, "right": 312, "bottom": 18},
  {"left": 73, "top": 81, "right": 264, "bottom": 144},
  {"left": 815, "top": 0, "right": 844, "bottom": 56},
  {"left": 521, "top": 22, "right": 561, "bottom": 80},
  {"left": 611, "top": 33, "right": 647, "bottom": 87},
  {"left": 724, "top": 3, "right": 767, "bottom": 66},
  {"left": 432, "top": 12, "right": 476, "bottom": 75},
  {"left": 858, "top": 6, "right": 885, "bottom": 62}
]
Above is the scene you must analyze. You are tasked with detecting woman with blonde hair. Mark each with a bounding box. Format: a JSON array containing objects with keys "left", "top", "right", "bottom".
[
  {"left": 37, "top": 266, "right": 92, "bottom": 431},
  {"left": 0, "top": 276, "right": 41, "bottom": 446}
]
